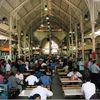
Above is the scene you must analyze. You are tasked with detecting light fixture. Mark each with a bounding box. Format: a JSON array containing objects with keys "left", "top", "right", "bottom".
[
  {"left": 2, "top": 17, "right": 8, "bottom": 24},
  {"left": 69, "top": 31, "right": 72, "bottom": 34},
  {"left": 21, "top": 31, "right": 24, "bottom": 36},
  {"left": 40, "top": 23, "right": 44, "bottom": 27},
  {"left": 69, "top": 2, "right": 72, "bottom": 35},
  {"left": 26, "top": 36, "right": 28, "bottom": 39},
  {"left": 69, "top": 32, "right": 72, "bottom": 37},
  {"left": 44, "top": 5, "right": 48, "bottom": 11},
  {"left": 13, "top": 25, "right": 16, "bottom": 29},
  {"left": 46, "top": 15, "right": 49, "bottom": 20},
  {"left": 72, "top": 29, "right": 75, "bottom": 33},
  {"left": 40, "top": 0, "right": 44, "bottom": 27},
  {"left": 15, "top": 32, "right": 18, "bottom": 35},
  {"left": 47, "top": 21, "right": 50, "bottom": 25},
  {"left": 48, "top": 25, "right": 50, "bottom": 28},
  {"left": 84, "top": 14, "right": 88, "bottom": 21},
  {"left": 77, "top": 23, "right": 80, "bottom": 29},
  {"left": 2, "top": 17, "right": 8, "bottom": 21}
]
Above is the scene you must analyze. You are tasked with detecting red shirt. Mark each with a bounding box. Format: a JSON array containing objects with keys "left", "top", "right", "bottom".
[{"left": 0, "top": 75, "right": 4, "bottom": 83}]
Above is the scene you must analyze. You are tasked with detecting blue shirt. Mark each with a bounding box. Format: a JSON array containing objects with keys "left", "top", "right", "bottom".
[
  {"left": 50, "top": 63, "right": 56, "bottom": 70},
  {"left": 19, "top": 64, "right": 26, "bottom": 73},
  {"left": 34, "top": 71, "right": 44, "bottom": 78},
  {"left": 78, "top": 61, "right": 84, "bottom": 71},
  {"left": 40, "top": 75, "right": 51, "bottom": 86},
  {"left": 90, "top": 64, "right": 100, "bottom": 73}
]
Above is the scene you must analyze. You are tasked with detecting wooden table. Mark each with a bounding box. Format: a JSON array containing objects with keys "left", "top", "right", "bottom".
[
  {"left": 60, "top": 78, "right": 82, "bottom": 84},
  {"left": 58, "top": 72, "right": 67, "bottom": 76},
  {"left": 23, "top": 73, "right": 30, "bottom": 76},
  {"left": 19, "top": 86, "right": 51, "bottom": 97},
  {"left": 19, "top": 90, "right": 31, "bottom": 96},
  {"left": 63, "top": 88, "right": 83, "bottom": 96},
  {"left": 27, "top": 69, "right": 34, "bottom": 72},
  {"left": 62, "top": 85, "right": 81, "bottom": 89}
]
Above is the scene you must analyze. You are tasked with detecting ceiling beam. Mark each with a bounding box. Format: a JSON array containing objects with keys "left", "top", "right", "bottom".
[
  {"left": 50, "top": 16, "right": 68, "bottom": 31},
  {"left": 51, "top": 2, "right": 78, "bottom": 23},
  {"left": 10, "top": 0, "right": 30, "bottom": 14},
  {"left": 52, "top": 13, "right": 69, "bottom": 29},
  {"left": 23, "top": 8, "right": 70, "bottom": 32},
  {"left": 19, "top": 3, "right": 41, "bottom": 21},
  {"left": 23, "top": 13, "right": 46, "bottom": 31},
  {"left": 64, "top": 0, "right": 82, "bottom": 14},
  {"left": 0, "top": 0, "right": 5, "bottom": 8},
  {"left": 25, "top": 11, "right": 69, "bottom": 32},
  {"left": 27, "top": 14, "right": 69, "bottom": 34}
]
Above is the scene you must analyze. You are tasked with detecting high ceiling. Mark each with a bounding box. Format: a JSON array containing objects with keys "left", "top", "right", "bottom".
[
  {"left": 0, "top": 0, "right": 100, "bottom": 46},
  {"left": 0, "top": 0, "right": 88, "bottom": 31}
]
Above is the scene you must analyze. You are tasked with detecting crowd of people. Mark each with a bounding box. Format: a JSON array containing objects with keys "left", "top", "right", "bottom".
[{"left": 0, "top": 54, "right": 100, "bottom": 99}]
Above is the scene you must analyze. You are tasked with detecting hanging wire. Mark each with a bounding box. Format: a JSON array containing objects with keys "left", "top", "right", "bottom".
[
  {"left": 69, "top": 0, "right": 72, "bottom": 34},
  {"left": 15, "top": 0, "right": 18, "bottom": 35},
  {"left": 40, "top": 0, "right": 44, "bottom": 27}
]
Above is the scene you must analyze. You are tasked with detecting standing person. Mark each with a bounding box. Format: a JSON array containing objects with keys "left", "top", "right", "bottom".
[
  {"left": 29, "top": 85, "right": 53, "bottom": 100},
  {"left": 89, "top": 60, "right": 100, "bottom": 74},
  {"left": 78, "top": 58, "right": 84, "bottom": 75},
  {"left": 6, "top": 60, "right": 11, "bottom": 72},
  {"left": 81, "top": 78, "right": 96, "bottom": 100},
  {"left": 88, "top": 58, "right": 93, "bottom": 71},
  {"left": 89, "top": 60, "right": 100, "bottom": 89}
]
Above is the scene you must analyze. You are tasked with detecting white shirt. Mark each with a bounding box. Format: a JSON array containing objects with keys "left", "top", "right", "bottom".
[
  {"left": 29, "top": 86, "right": 53, "bottom": 100},
  {"left": 67, "top": 71, "right": 82, "bottom": 77},
  {"left": 15, "top": 73, "right": 24, "bottom": 81},
  {"left": 63, "top": 65, "right": 69, "bottom": 71},
  {"left": 81, "top": 82, "right": 96, "bottom": 100},
  {"left": 25, "top": 61, "right": 29, "bottom": 70},
  {"left": 6, "top": 63, "right": 11, "bottom": 72},
  {"left": 25, "top": 75, "right": 39, "bottom": 85},
  {"left": 16, "top": 73, "right": 24, "bottom": 84},
  {"left": 41, "top": 63, "right": 47, "bottom": 67}
]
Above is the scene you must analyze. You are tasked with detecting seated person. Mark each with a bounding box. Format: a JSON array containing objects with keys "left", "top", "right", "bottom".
[
  {"left": 8, "top": 72, "right": 22, "bottom": 92},
  {"left": 29, "top": 84, "right": 53, "bottom": 100},
  {"left": 0, "top": 71, "right": 4, "bottom": 83},
  {"left": 34, "top": 69, "right": 44, "bottom": 78},
  {"left": 39, "top": 66, "right": 46, "bottom": 74},
  {"left": 15, "top": 70, "right": 24, "bottom": 85},
  {"left": 25, "top": 72, "right": 39, "bottom": 85},
  {"left": 45, "top": 66, "right": 52, "bottom": 76},
  {"left": 41, "top": 61, "right": 47, "bottom": 67},
  {"left": 67, "top": 68, "right": 82, "bottom": 79},
  {"left": 81, "top": 78, "right": 96, "bottom": 100},
  {"left": 40, "top": 72, "right": 52, "bottom": 87},
  {"left": 29, "top": 93, "right": 41, "bottom": 100},
  {"left": 63, "top": 65, "right": 69, "bottom": 73},
  {"left": 18, "top": 60, "right": 27, "bottom": 73}
]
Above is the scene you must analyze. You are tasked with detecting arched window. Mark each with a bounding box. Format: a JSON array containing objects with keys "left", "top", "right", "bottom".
[{"left": 43, "top": 40, "right": 59, "bottom": 54}]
